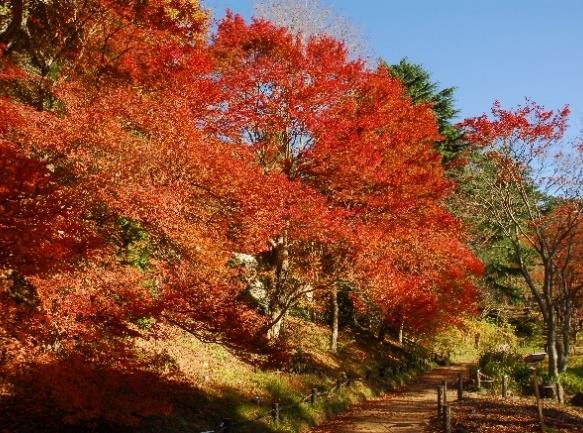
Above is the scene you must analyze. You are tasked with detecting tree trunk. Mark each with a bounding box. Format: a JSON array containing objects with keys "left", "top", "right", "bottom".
[
  {"left": 559, "top": 300, "right": 572, "bottom": 373},
  {"left": 267, "top": 308, "right": 285, "bottom": 340},
  {"left": 330, "top": 284, "right": 338, "bottom": 352},
  {"left": 398, "top": 320, "right": 404, "bottom": 344},
  {"left": 0, "top": 0, "right": 24, "bottom": 48},
  {"left": 266, "top": 234, "right": 290, "bottom": 340},
  {"left": 546, "top": 316, "right": 559, "bottom": 378},
  {"left": 554, "top": 319, "right": 566, "bottom": 404},
  {"left": 541, "top": 262, "right": 560, "bottom": 379}
]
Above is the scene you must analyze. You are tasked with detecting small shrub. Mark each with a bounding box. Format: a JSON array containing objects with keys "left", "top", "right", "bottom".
[
  {"left": 135, "top": 315, "right": 156, "bottom": 330},
  {"left": 561, "top": 356, "right": 583, "bottom": 395},
  {"left": 478, "top": 350, "right": 532, "bottom": 394},
  {"left": 286, "top": 348, "right": 313, "bottom": 374},
  {"left": 432, "top": 317, "right": 519, "bottom": 363}
]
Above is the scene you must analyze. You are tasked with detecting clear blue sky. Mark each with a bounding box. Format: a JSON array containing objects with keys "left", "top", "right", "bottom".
[{"left": 205, "top": 0, "right": 583, "bottom": 139}]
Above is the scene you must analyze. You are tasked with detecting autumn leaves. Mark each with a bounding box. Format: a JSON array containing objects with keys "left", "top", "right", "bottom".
[{"left": 0, "top": 2, "right": 480, "bottom": 373}]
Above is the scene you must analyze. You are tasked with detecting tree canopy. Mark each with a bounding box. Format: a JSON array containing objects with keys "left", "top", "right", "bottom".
[{"left": 5, "top": 1, "right": 561, "bottom": 427}]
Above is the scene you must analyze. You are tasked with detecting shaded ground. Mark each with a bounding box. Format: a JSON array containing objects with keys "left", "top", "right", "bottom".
[
  {"left": 310, "top": 365, "right": 464, "bottom": 432},
  {"left": 449, "top": 395, "right": 583, "bottom": 433},
  {"left": 0, "top": 321, "right": 424, "bottom": 433}
]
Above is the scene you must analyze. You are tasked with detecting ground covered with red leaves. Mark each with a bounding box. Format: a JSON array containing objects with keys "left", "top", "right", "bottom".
[{"left": 446, "top": 396, "right": 583, "bottom": 433}]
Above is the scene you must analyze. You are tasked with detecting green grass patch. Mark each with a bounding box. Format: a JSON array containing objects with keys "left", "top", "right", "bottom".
[{"left": 561, "top": 355, "right": 583, "bottom": 395}]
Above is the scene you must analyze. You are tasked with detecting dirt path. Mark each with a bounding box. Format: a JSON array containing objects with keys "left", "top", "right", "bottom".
[{"left": 310, "top": 365, "right": 465, "bottom": 433}]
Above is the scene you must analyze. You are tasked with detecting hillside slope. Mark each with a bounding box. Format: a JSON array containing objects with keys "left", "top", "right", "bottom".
[{"left": 130, "top": 318, "right": 429, "bottom": 433}]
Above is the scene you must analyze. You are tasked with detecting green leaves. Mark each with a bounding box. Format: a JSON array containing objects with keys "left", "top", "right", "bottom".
[
  {"left": 117, "top": 217, "right": 152, "bottom": 272},
  {"left": 386, "top": 58, "right": 465, "bottom": 164}
]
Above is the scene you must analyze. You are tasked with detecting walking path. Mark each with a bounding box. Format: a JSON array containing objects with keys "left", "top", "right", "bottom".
[{"left": 310, "top": 365, "right": 465, "bottom": 433}]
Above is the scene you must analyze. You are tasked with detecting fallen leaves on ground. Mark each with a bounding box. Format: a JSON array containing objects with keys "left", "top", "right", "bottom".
[{"left": 446, "top": 395, "right": 583, "bottom": 433}]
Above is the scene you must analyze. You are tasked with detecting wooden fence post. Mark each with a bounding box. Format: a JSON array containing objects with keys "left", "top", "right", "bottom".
[
  {"left": 442, "top": 380, "right": 448, "bottom": 409},
  {"left": 531, "top": 370, "right": 544, "bottom": 432},
  {"left": 272, "top": 402, "right": 280, "bottom": 425},
  {"left": 477, "top": 369, "right": 481, "bottom": 390},
  {"left": 221, "top": 418, "right": 231, "bottom": 433},
  {"left": 443, "top": 404, "right": 451, "bottom": 433},
  {"left": 437, "top": 386, "right": 443, "bottom": 417},
  {"left": 310, "top": 388, "right": 317, "bottom": 405},
  {"left": 502, "top": 374, "right": 508, "bottom": 398},
  {"left": 457, "top": 373, "right": 463, "bottom": 400}
]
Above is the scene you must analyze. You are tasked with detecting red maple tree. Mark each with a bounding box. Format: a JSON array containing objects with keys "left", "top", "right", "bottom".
[{"left": 0, "top": 3, "right": 483, "bottom": 427}]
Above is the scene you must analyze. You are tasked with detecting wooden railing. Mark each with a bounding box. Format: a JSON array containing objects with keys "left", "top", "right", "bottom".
[{"left": 196, "top": 359, "right": 431, "bottom": 433}]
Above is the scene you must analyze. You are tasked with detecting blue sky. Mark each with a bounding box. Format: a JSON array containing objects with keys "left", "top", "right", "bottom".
[{"left": 205, "top": 0, "right": 583, "bottom": 140}]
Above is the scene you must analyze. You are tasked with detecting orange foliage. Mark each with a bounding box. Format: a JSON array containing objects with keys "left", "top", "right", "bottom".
[{"left": 0, "top": 4, "right": 481, "bottom": 426}]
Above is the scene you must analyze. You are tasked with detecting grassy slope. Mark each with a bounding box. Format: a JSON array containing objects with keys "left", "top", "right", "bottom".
[{"left": 134, "top": 317, "right": 429, "bottom": 433}]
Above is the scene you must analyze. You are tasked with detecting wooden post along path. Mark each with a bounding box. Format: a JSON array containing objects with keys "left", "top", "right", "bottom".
[
  {"left": 437, "top": 385, "right": 443, "bottom": 417},
  {"left": 443, "top": 404, "right": 451, "bottom": 433},
  {"left": 457, "top": 373, "right": 463, "bottom": 400},
  {"left": 531, "top": 369, "right": 545, "bottom": 432}
]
